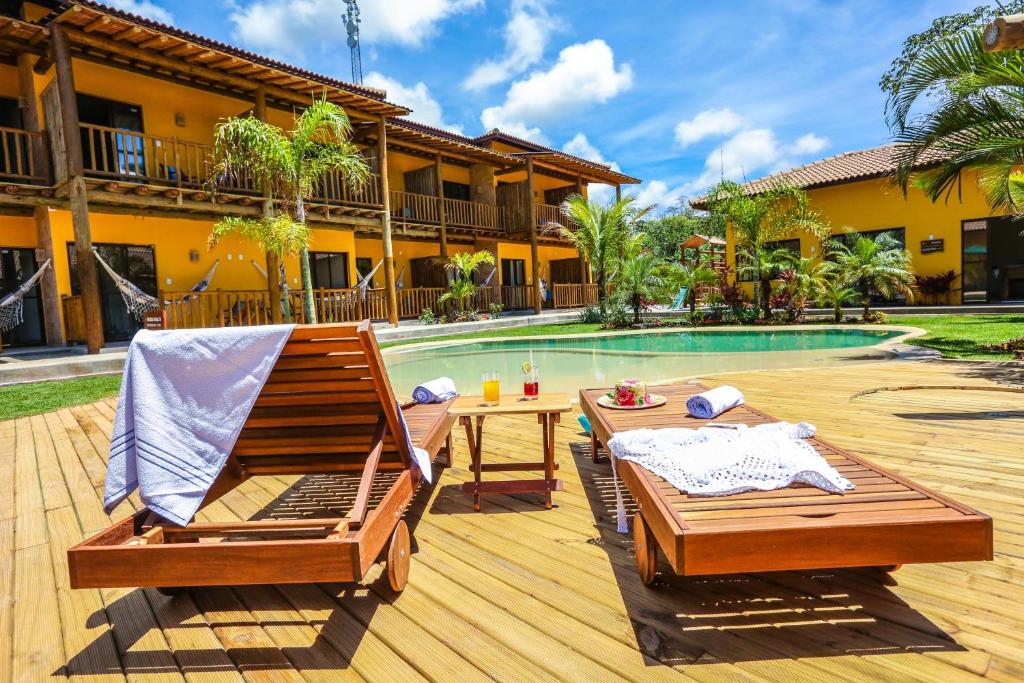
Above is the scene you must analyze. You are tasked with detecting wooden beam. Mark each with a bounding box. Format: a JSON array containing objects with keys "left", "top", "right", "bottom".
[
  {"left": 984, "top": 15, "right": 1024, "bottom": 51},
  {"left": 53, "top": 26, "right": 104, "bottom": 354},
  {"left": 18, "top": 52, "right": 61, "bottom": 346},
  {"left": 378, "top": 116, "right": 399, "bottom": 326},
  {"left": 615, "top": 184, "right": 621, "bottom": 202},
  {"left": 82, "top": 16, "right": 111, "bottom": 33},
  {"left": 435, "top": 153, "right": 448, "bottom": 258},
  {"left": 527, "top": 157, "right": 541, "bottom": 315}
]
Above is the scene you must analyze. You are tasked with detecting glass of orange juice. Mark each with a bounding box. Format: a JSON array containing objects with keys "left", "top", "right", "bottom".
[{"left": 482, "top": 370, "right": 500, "bottom": 406}]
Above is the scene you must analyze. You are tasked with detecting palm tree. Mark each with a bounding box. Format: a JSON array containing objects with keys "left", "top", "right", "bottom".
[
  {"left": 776, "top": 255, "right": 825, "bottom": 322},
  {"left": 886, "top": 30, "right": 1024, "bottom": 211},
  {"left": 210, "top": 95, "right": 370, "bottom": 323},
  {"left": 437, "top": 250, "right": 495, "bottom": 315},
  {"left": 704, "top": 179, "right": 831, "bottom": 318},
  {"left": 614, "top": 251, "right": 671, "bottom": 325},
  {"left": 814, "top": 265, "right": 859, "bottom": 323},
  {"left": 675, "top": 260, "right": 719, "bottom": 315},
  {"left": 557, "top": 195, "right": 649, "bottom": 302},
  {"left": 737, "top": 246, "right": 797, "bottom": 320},
  {"left": 829, "top": 232, "right": 915, "bottom": 320}
]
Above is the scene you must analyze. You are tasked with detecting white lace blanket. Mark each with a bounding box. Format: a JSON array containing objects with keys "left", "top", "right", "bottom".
[{"left": 606, "top": 422, "right": 854, "bottom": 532}]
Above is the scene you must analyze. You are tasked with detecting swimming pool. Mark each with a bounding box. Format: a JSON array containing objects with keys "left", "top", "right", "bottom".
[{"left": 383, "top": 327, "right": 910, "bottom": 397}]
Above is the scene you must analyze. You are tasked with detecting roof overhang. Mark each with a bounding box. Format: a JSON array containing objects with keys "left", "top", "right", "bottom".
[
  {"left": 48, "top": 1, "right": 409, "bottom": 118},
  {"left": 0, "top": 16, "right": 49, "bottom": 59},
  {"left": 510, "top": 151, "right": 641, "bottom": 185},
  {"left": 385, "top": 119, "right": 522, "bottom": 168}
]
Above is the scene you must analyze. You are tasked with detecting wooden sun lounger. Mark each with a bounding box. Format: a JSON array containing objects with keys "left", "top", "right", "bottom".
[
  {"left": 579, "top": 383, "right": 993, "bottom": 584},
  {"left": 68, "top": 321, "right": 455, "bottom": 592}
]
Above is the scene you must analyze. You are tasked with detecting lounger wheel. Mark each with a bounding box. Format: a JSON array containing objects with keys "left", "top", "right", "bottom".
[
  {"left": 386, "top": 519, "right": 411, "bottom": 592},
  {"left": 633, "top": 513, "right": 657, "bottom": 586}
]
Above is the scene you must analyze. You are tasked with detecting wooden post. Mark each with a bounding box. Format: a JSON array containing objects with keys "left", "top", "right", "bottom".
[
  {"left": 252, "top": 86, "right": 282, "bottom": 324},
  {"left": 18, "top": 52, "right": 62, "bottom": 346},
  {"left": 53, "top": 26, "right": 104, "bottom": 354},
  {"left": 575, "top": 175, "right": 583, "bottom": 197},
  {"left": 527, "top": 158, "right": 541, "bottom": 315},
  {"left": 434, "top": 153, "right": 448, "bottom": 258},
  {"left": 615, "top": 184, "right": 622, "bottom": 202},
  {"left": 983, "top": 15, "right": 1024, "bottom": 51},
  {"left": 378, "top": 117, "right": 399, "bottom": 326}
]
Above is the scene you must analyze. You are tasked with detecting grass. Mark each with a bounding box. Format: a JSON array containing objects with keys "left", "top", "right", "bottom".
[
  {"left": 0, "top": 374, "right": 121, "bottom": 421},
  {"left": 888, "top": 314, "right": 1023, "bottom": 360}
]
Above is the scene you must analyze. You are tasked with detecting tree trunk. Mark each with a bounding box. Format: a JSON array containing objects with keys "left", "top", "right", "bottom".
[
  {"left": 633, "top": 295, "right": 641, "bottom": 325},
  {"left": 295, "top": 194, "right": 316, "bottom": 324},
  {"left": 689, "top": 289, "right": 697, "bottom": 315},
  {"left": 760, "top": 277, "right": 772, "bottom": 319},
  {"left": 266, "top": 250, "right": 282, "bottom": 324},
  {"left": 860, "top": 281, "right": 871, "bottom": 320},
  {"left": 834, "top": 303, "right": 842, "bottom": 323},
  {"left": 597, "top": 273, "right": 606, "bottom": 302}
]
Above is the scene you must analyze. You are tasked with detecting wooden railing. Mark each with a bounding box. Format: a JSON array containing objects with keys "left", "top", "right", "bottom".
[
  {"left": 61, "top": 295, "right": 86, "bottom": 343},
  {"left": 161, "top": 290, "right": 275, "bottom": 329},
  {"left": 553, "top": 283, "right": 599, "bottom": 309},
  {"left": 444, "top": 196, "right": 500, "bottom": 230},
  {"left": 536, "top": 203, "right": 579, "bottom": 231},
  {"left": 80, "top": 123, "right": 381, "bottom": 208},
  {"left": 501, "top": 285, "right": 534, "bottom": 310},
  {"left": 390, "top": 190, "right": 440, "bottom": 225},
  {"left": 0, "top": 127, "right": 47, "bottom": 184}
]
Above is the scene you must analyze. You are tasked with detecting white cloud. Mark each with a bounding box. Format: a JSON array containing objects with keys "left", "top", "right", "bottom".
[
  {"left": 689, "top": 128, "right": 829, "bottom": 191},
  {"left": 363, "top": 72, "right": 462, "bottom": 134},
  {"left": 790, "top": 133, "right": 828, "bottom": 155},
  {"left": 229, "top": 0, "right": 482, "bottom": 60},
  {"left": 481, "top": 39, "right": 632, "bottom": 138},
  {"left": 463, "top": 0, "right": 555, "bottom": 91},
  {"left": 674, "top": 108, "right": 743, "bottom": 147},
  {"left": 630, "top": 180, "right": 687, "bottom": 213},
  {"left": 106, "top": 0, "right": 173, "bottom": 24},
  {"left": 562, "top": 133, "right": 620, "bottom": 171},
  {"left": 587, "top": 184, "right": 615, "bottom": 204}
]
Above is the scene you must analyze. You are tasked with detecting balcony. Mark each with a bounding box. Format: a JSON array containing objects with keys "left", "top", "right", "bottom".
[
  {"left": 0, "top": 127, "right": 48, "bottom": 186},
  {"left": 77, "top": 123, "right": 383, "bottom": 222},
  {"left": 389, "top": 189, "right": 507, "bottom": 234},
  {"left": 536, "top": 203, "right": 580, "bottom": 232}
]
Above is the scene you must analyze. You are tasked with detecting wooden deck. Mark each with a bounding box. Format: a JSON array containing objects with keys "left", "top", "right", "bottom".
[{"left": 2, "top": 358, "right": 1023, "bottom": 681}]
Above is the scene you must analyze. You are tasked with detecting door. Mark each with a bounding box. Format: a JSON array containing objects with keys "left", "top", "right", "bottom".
[
  {"left": 501, "top": 258, "right": 526, "bottom": 286},
  {"left": 310, "top": 251, "right": 350, "bottom": 289},
  {"left": 0, "top": 247, "right": 45, "bottom": 346},
  {"left": 68, "top": 243, "right": 157, "bottom": 342},
  {"left": 410, "top": 256, "right": 448, "bottom": 288},
  {"left": 962, "top": 220, "right": 988, "bottom": 303},
  {"left": 77, "top": 94, "right": 144, "bottom": 177},
  {"left": 355, "top": 257, "right": 376, "bottom": 288}
]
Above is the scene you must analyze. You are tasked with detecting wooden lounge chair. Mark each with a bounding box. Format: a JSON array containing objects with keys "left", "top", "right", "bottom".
[
  {"left": 68, "top": 321, "right": 454, "bottom": 592},
  {"left": 579, "top": 382, "right": 993, "bottom": 584}
]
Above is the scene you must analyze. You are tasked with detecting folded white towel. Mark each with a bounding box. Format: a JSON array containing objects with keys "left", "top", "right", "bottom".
[
  {"left": 412, "top": 376, "right": 457, "bottom": 404},
  {"left": 103, "top": 324, "right": 295, "bottom": 526},
  {"left": 686, "top": 385, "right": 744, "bottom": 419}
]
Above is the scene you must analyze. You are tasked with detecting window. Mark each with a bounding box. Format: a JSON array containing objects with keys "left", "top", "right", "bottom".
[
  {"left": 735, "top": 238, "right": 800, "bottom": 282},
  {"left": 835, "top": 227, "right": 906, "bottom": 250},
  {"left": 355, "top": 257, "right": 375, "bottom": 287},
  {"left": 310, "top": 251, "right": 349, "bottom": 289},
  {"left": 0, "top": 247, "right": 44, "bottom": 346},
  {"left": 442, "top": 180, "right": 470, "bottom": 201},
  {"left": 501, "top": 258, "right": 526, "bottom": 286},
  {"left": 77, "top": 94, "right": 144, "bottom": 178}
]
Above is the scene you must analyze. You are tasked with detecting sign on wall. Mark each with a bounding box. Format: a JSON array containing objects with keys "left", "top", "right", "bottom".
[{"left": 920, "top": 239, "right": 944, "bottom": 254}]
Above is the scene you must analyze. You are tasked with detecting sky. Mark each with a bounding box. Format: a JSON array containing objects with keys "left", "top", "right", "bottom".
[{"left": 106, "top": 0, "right": 982, "bottom": 212}]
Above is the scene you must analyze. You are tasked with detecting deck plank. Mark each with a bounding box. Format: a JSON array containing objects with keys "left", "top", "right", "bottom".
[{"left": 3, "top": 358, "right": 1023, "bottom": 680}]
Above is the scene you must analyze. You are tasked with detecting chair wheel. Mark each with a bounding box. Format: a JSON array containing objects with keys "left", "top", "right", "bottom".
[
  {"left": 387, "top": 519, "right": 411, "bottom": 592},
  {"left": 633, "top": 513, "right": 657, "bottom": 586}
]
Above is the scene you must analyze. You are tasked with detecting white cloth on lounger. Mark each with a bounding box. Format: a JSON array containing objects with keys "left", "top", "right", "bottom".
[
  {"left": 412, "top": 376, "right": 457, "bottom": 404},
  {"left": 103, "top": 325, "right": 295, "bottom": 526},
  {"left": 606, "top": 421, "right": 854, "bottom": 532},
  {"left": 685, "top": 385, "right": 744, "bottom": 419}
]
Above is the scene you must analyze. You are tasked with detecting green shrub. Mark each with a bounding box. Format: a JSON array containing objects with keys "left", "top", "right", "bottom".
[
  {"left": 578, "top": 305, "right": 603, "bottom": 324},
  {"left": 488, "top": 302, "right": 504, "bottom": 318},
  {"left": 418, "top": 308, "right": 439, "bottom": 325}
]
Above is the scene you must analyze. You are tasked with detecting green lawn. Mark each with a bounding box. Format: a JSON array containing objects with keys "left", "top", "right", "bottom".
[
  {"left": 2, "top": 314, "right": 1018, "bottom": 421},
  {"left": 0, "top": 374, "right": 122, "bottom": 421},
  {"left": 888, "top": 314, "right": 1023, "bottom": 360}
]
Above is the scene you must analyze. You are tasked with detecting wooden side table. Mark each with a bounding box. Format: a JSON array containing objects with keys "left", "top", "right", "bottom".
[{"left": 448, "top": 393, "right": 572, "bottom": 511}]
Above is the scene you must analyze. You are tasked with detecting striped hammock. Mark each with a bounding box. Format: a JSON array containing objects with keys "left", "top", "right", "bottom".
[
  {"left": 0, "top": 259, "right": 51, "bottom": 332},
  {"left": 92, "top": 248, "right": 219, "bottom": 321}
]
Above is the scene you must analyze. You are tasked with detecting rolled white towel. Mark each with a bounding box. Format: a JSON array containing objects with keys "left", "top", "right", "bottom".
[
  {"left": 686, "top": 385, "right": 744, "bottom": 419},
  {"left": 412, "top": 376, "right": 457, "bottom": 404}
]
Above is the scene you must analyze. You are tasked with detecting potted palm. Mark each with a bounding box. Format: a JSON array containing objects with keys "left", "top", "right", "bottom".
[{"left": 437, "top": 251, "right": 496, "bottom": 320}]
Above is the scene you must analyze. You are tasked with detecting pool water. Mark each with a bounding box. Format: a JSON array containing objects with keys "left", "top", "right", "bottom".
[{"left": 384, "top": 328, "right": 905, "bottom": 398}]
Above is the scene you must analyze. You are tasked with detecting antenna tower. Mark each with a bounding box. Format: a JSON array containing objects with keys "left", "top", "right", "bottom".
[{"left": 344, "top": 0, "right": 363, "bottom": 84}]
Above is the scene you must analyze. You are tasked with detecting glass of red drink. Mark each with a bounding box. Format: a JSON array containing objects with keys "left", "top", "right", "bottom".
[{"left": 522, "top": 361, "right": 539, "bottom": 399}]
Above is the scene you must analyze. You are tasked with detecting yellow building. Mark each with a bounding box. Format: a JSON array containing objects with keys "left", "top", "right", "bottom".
[
  {"left": 0, "top": 1, "right": 639, "bottom": 351},
  {"left": 713, "top": 144, "right": 1017, "bottom": 306}
]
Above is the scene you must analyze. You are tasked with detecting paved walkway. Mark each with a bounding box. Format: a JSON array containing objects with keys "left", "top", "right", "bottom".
[{"left": 2, "top": 359, "right": 1023, "bottom": 680}]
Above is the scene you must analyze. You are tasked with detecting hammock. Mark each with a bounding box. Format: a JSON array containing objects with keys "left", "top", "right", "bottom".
[
  {"left": 92, "top": 248, "right": 159, "bottom": 320},
  {"left": 0, "top": 259, "right": 51, "bottom": 332},
  {"left": 356, "top": 259, "right": 382, "bottom": 292},
  {"left": 92, "top": 249, "right": 220, "bottom": 320},
  {"left": 396, "top": 266, "right": 405, "bottom": 290},
  {"left": 480, "top": 267, "right": 496, "bottom": 288}
]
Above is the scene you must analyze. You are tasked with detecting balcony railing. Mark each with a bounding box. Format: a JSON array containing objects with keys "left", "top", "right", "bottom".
[
  {"left": 79, "top": 123, "right": 381, "bottom": 208},
  {"left": 553, "top": 283, "right": 598, "bottom": 309},
  {"left": 536, "top": 203, "right": 579, "bottom": 232},
  {"left": 389, "top": 189, "right": 507, "bottom": 232},
  {"left": 445, "top": 196, "right": 500, "bottom": 230},
  {"left": 0, "top": 127, "right": 48, "bottom": 185},
  {"left": 390, "top": 189, "right": 440, "bottom": 225}
]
